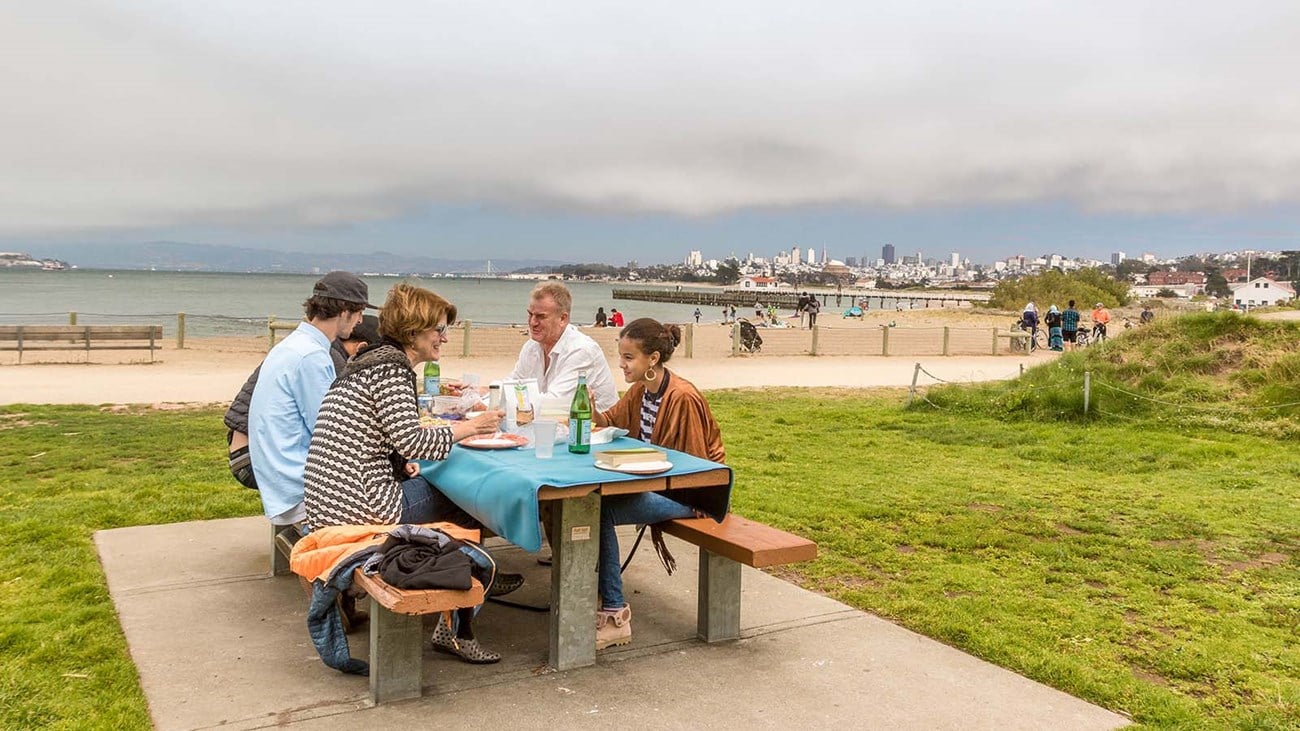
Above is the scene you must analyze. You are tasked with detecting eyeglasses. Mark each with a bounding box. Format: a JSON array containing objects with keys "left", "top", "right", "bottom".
[{"left": 433, "top": 324, "right": 449, "bottom": 336}]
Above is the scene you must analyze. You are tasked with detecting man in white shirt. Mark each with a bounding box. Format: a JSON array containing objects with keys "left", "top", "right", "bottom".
[{"left": 510, "top": 281, "right": 618, "bottom": 412}]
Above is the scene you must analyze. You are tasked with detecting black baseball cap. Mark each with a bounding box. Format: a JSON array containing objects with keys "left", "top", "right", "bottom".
[{"left": 313, "top": 271, "right": 376, "bottom": 309}]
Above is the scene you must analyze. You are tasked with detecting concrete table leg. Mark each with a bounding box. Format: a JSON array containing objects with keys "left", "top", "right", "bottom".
[
  {"left": 549, "top": 492, "right": 600, "bottom": 670},
  {"left": 697, "top": 549, "right": 741, "bottom": 642},
  {"left": 368, "top": 601, "right": 424, "bottom": 704},
  {"left": 270, "top": 524, "right": 291, "bottom": 577}
]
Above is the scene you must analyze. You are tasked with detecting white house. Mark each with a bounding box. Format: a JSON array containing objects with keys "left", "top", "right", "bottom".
[
  {"left": 1229, "top": 277, "right": 1295, "bottom": 308},
  {"left": 738, "top": 275, "right": 781, "bottom": 290}
]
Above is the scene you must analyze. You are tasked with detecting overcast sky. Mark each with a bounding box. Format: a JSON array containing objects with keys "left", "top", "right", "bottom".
[{"left": 3, "top": 1, "right": 1298, "bottom": 264}]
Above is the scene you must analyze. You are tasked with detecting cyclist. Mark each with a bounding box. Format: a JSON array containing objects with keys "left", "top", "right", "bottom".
[
  {"left": 1091, "top": 302, "right": 1111, "bottom": 342},
  {"left": 1021, "top": 301, "right": 1040, "bottom": 350},
  {"left": 1061, "top": 300, "right": 1081, "bottom": 351}
]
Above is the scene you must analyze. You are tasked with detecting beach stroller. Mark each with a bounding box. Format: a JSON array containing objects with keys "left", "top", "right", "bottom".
[
  {"left": 734, "top": 318, "right": 763, "bottom": 353},
  {"left": 842, "top": 306, "right": 864, "bottom": 319}
]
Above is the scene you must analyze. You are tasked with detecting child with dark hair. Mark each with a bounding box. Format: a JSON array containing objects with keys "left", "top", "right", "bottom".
[{"left": 590, "top": 318, "right": 726, "bottom": 650}]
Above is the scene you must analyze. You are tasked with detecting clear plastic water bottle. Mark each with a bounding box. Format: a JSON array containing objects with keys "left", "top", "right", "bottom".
[{"left": 423, "top": 361, "right": 440, "bottom": 396}]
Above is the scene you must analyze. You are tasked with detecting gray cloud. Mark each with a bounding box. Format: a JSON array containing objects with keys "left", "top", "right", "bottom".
[{"left": 3, "top": 0, "right": 1299, "bottom": 234}]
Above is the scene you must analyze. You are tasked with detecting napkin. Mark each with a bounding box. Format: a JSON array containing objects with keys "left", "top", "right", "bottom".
[{"left": 590, "top": 426, "right": 629, "bottom": 445}]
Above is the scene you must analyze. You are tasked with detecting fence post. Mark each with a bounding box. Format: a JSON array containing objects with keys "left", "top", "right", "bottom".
[
  {"left": 810, "top": 325, "right": 819, "bottom": 356},
  {"left": 907, "top": 362, "right": 921, "bottom": 406},
  {"left": 991, "top": 327, "right": 999, "bottom": 355},
  {"left": 685, "top": 323, "right": 694, "bottom": 358},
  {"left": 1020, "top": 363, "right": 1024, "bottom": 376},
  {"left": 1083, "top": 371, "right": 1091, "bottom": 415},
  {"left": 881, "top": 327, "right": 890, "bottom": 356},
  {"left": 462, "top": 320, "right": 472, "bottom": 358},
  {"left": 268, "top": 317, "right": 276, "bottom": 350},
  {"left": 942, "top": 326, "right": 950, "bottom": 356},
  {"left": 69, "top": 311, "right": 77, "bottom": 326},
  {"left": 731, "top": 322, "right": 740, "bottom": 357},
  {"left": 177, "top": 312, "right": 186, "bottom": 349}
]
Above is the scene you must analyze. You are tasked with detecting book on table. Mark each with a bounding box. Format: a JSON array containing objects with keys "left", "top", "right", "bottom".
[{"left": 596, "top": 447, "right": 667, "bottom": 467}]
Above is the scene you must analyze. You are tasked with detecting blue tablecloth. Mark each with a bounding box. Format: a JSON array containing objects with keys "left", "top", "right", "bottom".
[{"left": 418, "top": 437, "right": 732, "bottom": 552}]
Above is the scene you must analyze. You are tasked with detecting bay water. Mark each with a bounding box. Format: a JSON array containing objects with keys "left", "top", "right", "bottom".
[{"left": 0, "top": 269, "right": 722, "bottom": 337}]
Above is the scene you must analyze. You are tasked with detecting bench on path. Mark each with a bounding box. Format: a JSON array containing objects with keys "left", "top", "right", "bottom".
[
  {"left": 661, "top": 514, "right": 818, "bottom": 641},
  {"left": 272, "top": 523, "right": 486, "bottom": 705},
  {"left": 0, "top": 324, "right": 163, "bottom": 363}
]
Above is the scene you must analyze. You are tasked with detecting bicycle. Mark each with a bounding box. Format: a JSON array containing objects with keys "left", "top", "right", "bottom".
[
  {"left": 1092, "top": 322, "right": 1107, "bottom": 344},
  {"left": 1010, "top": 319, "right": 1046, "bottom": 352},
  {"left": 1074, "top": 328, "right": 1091, "bottom": 348}
]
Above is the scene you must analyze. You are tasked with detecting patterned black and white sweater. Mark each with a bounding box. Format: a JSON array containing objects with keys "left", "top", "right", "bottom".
[{"left": 304, "top": 342, "right": 453, "bottom": 528}]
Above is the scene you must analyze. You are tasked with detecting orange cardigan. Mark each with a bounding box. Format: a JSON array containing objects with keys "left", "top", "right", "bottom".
[{"left": 598, "top": 371, "right": 725, "bottom": 464}]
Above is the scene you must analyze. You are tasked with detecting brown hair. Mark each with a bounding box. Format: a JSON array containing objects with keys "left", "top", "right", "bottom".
[
  {"left": 303, "top": 295, "right": 363, "bottom": 321},
  {"left": 619, "top": 318, "right": 681, "bottom": 364},
  {"left": 531, "top": 281, "right": 572, "bottom": 315},
  {"left": 378, "top": 283, "right": 457, "bottom": 348}
]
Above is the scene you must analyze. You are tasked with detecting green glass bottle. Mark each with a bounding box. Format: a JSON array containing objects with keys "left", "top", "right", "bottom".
[
  {"left": 422, "top": 360, "right": 440, "bottom": 396},
  {"left": 568, "top": 373, "right": 592, "bottom": 454}
]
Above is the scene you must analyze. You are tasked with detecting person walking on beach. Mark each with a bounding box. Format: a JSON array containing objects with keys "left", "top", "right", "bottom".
[
  {"left": 806, "top": 297, "right": 820, "bottom": 329},
  {"left": 248, "top": 271, "right": 372, "bottom": 528},
  {"left": 1061, "top": 300, "right": 1081, "bottom": 351},
  {"left": 693, "top": 307, "right": 702, "bottom": 324},
  {"left": 729, "top": 304, "right": 737, "bottom": 322}
]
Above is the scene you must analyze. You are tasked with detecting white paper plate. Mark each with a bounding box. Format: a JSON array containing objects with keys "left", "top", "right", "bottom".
[{"left": 593, "top": 459, "right": 673, "bottom": 474}]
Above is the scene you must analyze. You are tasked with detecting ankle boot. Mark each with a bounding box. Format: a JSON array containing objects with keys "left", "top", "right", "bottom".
[{"left": 596, "top": 605, "right": 632, "bottom": 650}]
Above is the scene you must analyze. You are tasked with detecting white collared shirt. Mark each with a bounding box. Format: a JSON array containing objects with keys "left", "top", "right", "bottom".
[{"left": 510, "top": 324, "right": 618, "bottom": 411}]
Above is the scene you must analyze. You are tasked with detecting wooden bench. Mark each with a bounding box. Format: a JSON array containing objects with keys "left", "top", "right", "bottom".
[
  {"left": 0, "top": 324, "right": 163, "bottom": 363},
  {"left": 660, "top": 515, "right": 817, "bottom": 642},
  {"left": 352, "top": 570, "right": 485, "bottom": 704},
  {"left": 274, "top": 524, "right": 486, "bottom": 705}
]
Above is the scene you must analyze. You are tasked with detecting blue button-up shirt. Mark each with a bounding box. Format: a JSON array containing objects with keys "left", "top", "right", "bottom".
[{"left": 249, "top": 322, "right": 335, "bottom": 523}]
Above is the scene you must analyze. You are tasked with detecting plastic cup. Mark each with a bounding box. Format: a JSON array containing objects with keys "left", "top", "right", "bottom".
[{"left": 533, "top": 420, "right": 557, "bottom": 459}]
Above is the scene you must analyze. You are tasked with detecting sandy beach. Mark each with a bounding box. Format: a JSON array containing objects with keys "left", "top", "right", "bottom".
[{"left": 0, "top": 309, "right": 1056, "bottom": 405}]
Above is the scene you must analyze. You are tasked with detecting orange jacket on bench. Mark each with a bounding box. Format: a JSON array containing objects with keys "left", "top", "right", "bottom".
[{"left": 290, "top": 523, "right": 481, "bottom": 583}]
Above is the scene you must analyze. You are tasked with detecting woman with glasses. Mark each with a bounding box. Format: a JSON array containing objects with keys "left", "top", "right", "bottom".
[{"left": 303, "top": 283, "right": 511, "bottom": 663}]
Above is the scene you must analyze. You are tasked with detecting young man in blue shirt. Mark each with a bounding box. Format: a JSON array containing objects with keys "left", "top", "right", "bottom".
[{"left": 248, "top": 272, "right": 372, "bottom": 527}]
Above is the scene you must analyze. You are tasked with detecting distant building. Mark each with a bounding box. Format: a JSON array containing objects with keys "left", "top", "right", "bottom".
[
  {"left": 738, "top": 275, "right": 781, "bottom": 290},
  {"left": 950, "top": 252, "right": 960, "bottom": 268},
  {"left": 845, "top": 256, "right": 858, "bottom": 267},
  {"left": 685, "top": 250, "right": 703, "bottom": 267},
  {"left": 791, "top": 246, "right": 801, "bottom": 265},
  {"left": 1230, "top": 277, "right": 1295, "bottom": 308},
  {"left": 882, "top": 244, "right": 896, "bottom": 264},
  {"left": 1111, "top": 251, "right": 1126, "bottom": 267},
  {"left": 1148, "top": 272, "right": 1207, "bottom": 287},
  {"left": 806, "top": 247, "right": 816, "bottom": 265}
]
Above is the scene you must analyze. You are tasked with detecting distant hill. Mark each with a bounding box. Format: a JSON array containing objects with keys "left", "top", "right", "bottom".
[{"left": 25, "top": 241, "right": 561, "bottom": 275}]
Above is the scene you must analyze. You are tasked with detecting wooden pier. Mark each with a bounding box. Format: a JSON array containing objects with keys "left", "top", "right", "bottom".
[{"left": 611, "top": 287, "right": 990, "bottom": 311}]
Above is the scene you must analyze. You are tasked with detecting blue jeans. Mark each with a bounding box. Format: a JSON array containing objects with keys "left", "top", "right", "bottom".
[
  {"left": 599, "top": 492, "right": 696, "bottom": 609},
  {"left": 399, "top": 476, "right": 480, "bottom": 528}
]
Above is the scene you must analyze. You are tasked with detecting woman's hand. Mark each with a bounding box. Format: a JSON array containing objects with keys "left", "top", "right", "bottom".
[
  {"left": 404, "top": 461, "right": 420, "bottom": 477},
  {"left": 451, "top": 409, "right": 504, "bottom": 442}
]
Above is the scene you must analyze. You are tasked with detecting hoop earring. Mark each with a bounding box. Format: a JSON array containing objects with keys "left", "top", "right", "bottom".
[{"left": 644, "top": 367, "right": 657, "bottom": 382}]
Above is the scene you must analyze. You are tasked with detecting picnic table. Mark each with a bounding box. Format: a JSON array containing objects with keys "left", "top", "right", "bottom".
[{"left": 419, "top": 436, "right": 733, "bottom": 670}]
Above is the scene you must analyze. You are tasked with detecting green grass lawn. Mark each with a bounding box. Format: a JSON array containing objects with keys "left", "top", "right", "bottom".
[{"left": 2, "top": 394, "right": 1298, "bottom": 729}]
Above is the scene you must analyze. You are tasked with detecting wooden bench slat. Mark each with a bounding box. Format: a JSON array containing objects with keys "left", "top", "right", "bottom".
[
  {"left": 352, "top": 570, "right": 484, "bottom": 615},
  {"left": 662, "top": 515, "right": 817, "bottom": 568}
]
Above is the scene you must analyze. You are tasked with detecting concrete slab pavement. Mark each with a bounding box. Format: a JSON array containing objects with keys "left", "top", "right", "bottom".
[{"left": 96, "top": 517, "right": 1129, "bottom": 730}]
